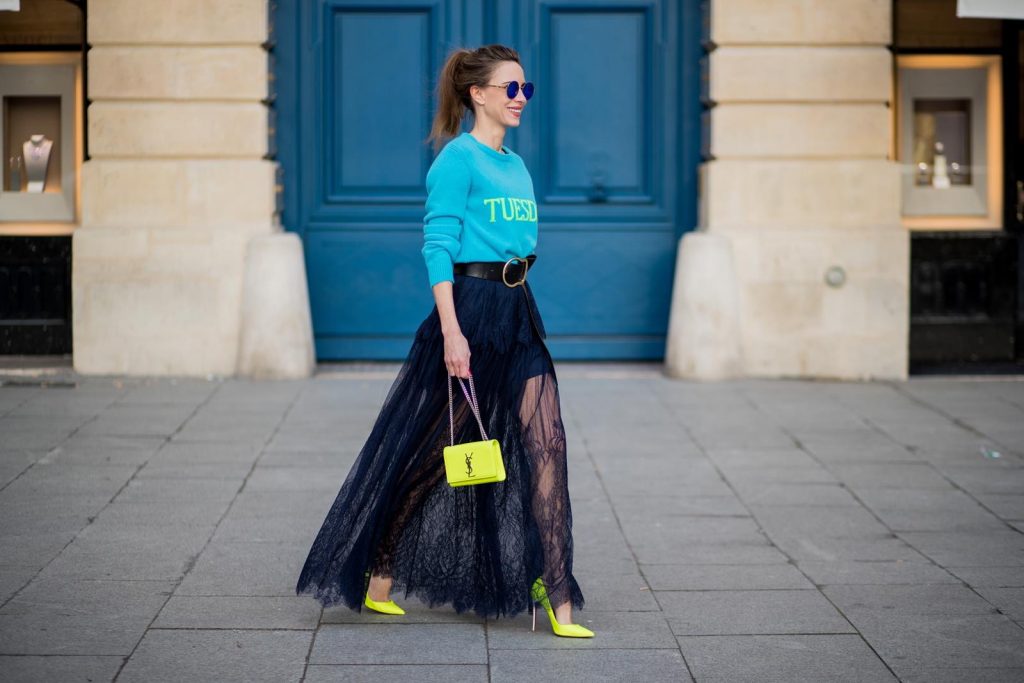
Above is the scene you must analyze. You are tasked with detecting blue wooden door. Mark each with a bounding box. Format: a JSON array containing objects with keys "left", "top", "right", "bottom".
[{"left": 273, "top": 0, "right": 702, "bottom": 359}]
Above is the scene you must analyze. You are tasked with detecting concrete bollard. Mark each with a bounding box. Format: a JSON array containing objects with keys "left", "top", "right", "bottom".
[
  {"left": 236, "top": 232, "right": 315, "bottom": 379},
  {"left": 664, "top": 232, "right": 743, "bottom": 380}
]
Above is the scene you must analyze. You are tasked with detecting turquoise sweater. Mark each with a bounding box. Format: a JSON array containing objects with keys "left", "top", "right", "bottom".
[{"left": 421, "top": 132, "right": 538, "bottom": 287}]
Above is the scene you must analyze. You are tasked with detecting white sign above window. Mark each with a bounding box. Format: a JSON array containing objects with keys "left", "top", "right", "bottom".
[{"left": 957, "top": 0, "right": 1024, "bottom": 20}]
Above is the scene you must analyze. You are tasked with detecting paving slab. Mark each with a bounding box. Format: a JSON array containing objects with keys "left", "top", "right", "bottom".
[
  {"left": 265, "top": 431, "right": 358, "bottom": 453},
  {"left": 118, "top": 628, "right": 310, "bottom": 683},
  {"left": 136, "top": 459, "right": 254, "bottom": 480},
  {"left": 822, "top": 583, "right": 1001, "bottom": 616},
  {"left": 90, "top": 500, "right": 230, "bottom": 529},
  {"left": 211, "top": 510, "right": 326, "bottom": 543},
  {"left": 947, "top": 566, "right": 1024, "bottom": 587},
  {"left": 769, "top": 535, "right": 924, "bottom": 563},
  {"left": 228, "top": 489, "right": 336, "bottom": 519},
  {"left": 0, "top": 565, "right": 38, "bottom": 603},
  {"left": 973, "top": 587, "right": 1024, "bottom": 622},
  {"left": 619, "top": 516, "right": 767, "bottom": 549},
  {"left": 629, "top": 540, "right": 789, "bottom": 566},
  {"left": 676, "top": 634, "right": 896, "bottom": 683},
  {"left": 801, "top": 440, "right": 923, "bottom": 464},
  {"left": 640, "top": 563, "right": 814, "bottom": 591},
  {"left": 937, "top": 464, "right": 1024, "bottom": 495},
  {"left": 0, "top": 655, "right": 124, "bottom": 683},
  {"left": 152, "top": 595, "right": 321, "bottom": 630},
  {"left": 258, "top": 449, "right": 348, "bottom": 468},
  {"left": 175, "top": 541, "right": 309, "bottom": 597},
  {"left": 602, "top": 471, "right": 734, "bottom": 498},
  {"left": 796, "top": 559, "right": 959, "bottom": 586},
  {"left": 976, "top": 493, "right": 1024, "bottom": 521},
  {"left": 829, "top": 463, "right": 954, "bottom": 489},
  {"left": 0, "top": 578, "right": 174, "bottom": 655},
  {"left": 704, "top": 447, "right": 822, "bottom": 469},
  {"left": 149, "top": 441, "right": 264, "bottom": 464},
  {"left": 751, "top": 504, "right": 892, "bottom": 538},
  {"left": 5, "top": 462, "right": 136, "bottom": 499},
  {"left": 657, "top": 589, "right": 854, "bottom": 636},
  {"left": 574, "top": 576, "right": 661, "bottom": 613},
  {"left": 489, "top": 648, "right": 691, "bottom": 683},
  {"left": 113, "top": 476, "right": 242, "bottom": 504},
  {"left": 1, "top": 415, "right": 87, "bottom": 437},
  {"left": 0, "top": 449, "right": 44, "bottom": 487},
  {"left": 838, "top": 612, "right": 1024, "bottom": 674},
  {"left": 244, "top": 466, "right": 349, "bottom": 492},
  {"left": 853, "top": 487, "right": 1007, "bottom": 531},
  {"left": 608, "top": 493, "right": 749, "bottom": 517},
  {"left": 723, "top": 465, "right": 840, "bottom": 488},
  {"left": 897, "top": 530, "right": 1024, "bottom": 566},
  {"left": 897, "top": 667, "right": 1024, "bottom": 683},
  {"left": 37, "top": 530, "right": 213, "bottom": 581},
  {"left": 40, "top": 439, "right": 160, "bottom": 466},
  {"left": 304, "top": 664, "right": 488, "bottom": 683},
  {"left": 309, "top": 623, "right": 486, "bottom": 665},
  {"left": 0, "top": 529, "right": 81, "bottom": 569},
  {"left": 74, "top": 413, "right": 186, "bottom": 438},
  {"left": 736, "top": 482, "right": 861, "bottom": 507}
]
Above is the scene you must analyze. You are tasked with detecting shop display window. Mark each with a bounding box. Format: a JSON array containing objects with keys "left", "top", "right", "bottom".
[{"left": 897, "top": 55, "right": 1003, "bottom": 229}]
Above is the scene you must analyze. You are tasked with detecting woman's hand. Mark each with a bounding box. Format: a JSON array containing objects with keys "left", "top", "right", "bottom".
[
  {"left": 444, "top": 331, "right": 472, "bottom": 378},
  {"left": 432, "top": 280, "right": 470, "bottom": 378}
]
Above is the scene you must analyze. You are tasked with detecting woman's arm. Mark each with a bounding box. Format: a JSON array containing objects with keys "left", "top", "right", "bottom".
[
  {"left": 432, "top": 281, "right": 471, "bottom": 378},
  {"left": 422, "top": 147, "right": 473, "bottom": 378}
]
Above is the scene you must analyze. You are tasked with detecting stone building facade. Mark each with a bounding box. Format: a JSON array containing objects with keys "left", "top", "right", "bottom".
[
  {"left": 669, "top": 0, "right": 908, "bottom": 380},
  {"left": 75, "top": 0, "right": 277, "bottom": 376}
]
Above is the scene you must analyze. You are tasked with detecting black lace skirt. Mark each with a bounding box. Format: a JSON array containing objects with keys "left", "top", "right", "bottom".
[{"left": 295, "top": 271, "right": 585, "bottom": 619}]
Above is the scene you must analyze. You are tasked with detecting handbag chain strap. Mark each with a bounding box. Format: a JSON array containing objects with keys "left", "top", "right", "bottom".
[{"left": 448, "top": 373, "right": 489, "bottom": 446}]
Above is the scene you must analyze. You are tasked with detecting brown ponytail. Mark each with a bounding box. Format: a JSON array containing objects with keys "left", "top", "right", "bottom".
[{"left": 427, "top": 44, "right": 521, "bottom": 152}]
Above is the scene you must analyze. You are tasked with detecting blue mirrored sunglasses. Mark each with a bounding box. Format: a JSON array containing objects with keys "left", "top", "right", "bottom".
[{"left": 484, "top": 81, "right": 535, "bottom": 100}]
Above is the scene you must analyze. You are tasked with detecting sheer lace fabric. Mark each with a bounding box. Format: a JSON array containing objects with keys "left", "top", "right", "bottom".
[{"left": 295, "top": 275, "right": 584, "bottom": 618}]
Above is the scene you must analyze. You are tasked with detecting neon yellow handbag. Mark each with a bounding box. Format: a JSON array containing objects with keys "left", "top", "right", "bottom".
[{"left": 443, "top": 373, "right": 506, "bottom": 487}]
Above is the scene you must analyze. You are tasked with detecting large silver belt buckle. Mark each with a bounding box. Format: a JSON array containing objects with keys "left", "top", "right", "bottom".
[{"left": 501, "top": 256, "right": 529, "bottom": 288}]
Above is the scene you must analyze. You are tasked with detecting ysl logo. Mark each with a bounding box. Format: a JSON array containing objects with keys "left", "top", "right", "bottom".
[{"left": 464, "top": 451, "right": 475, "bottom": 477}]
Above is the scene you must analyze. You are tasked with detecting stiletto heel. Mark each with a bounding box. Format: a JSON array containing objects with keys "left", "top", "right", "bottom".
[
  {"left": 529, "top": 577, "right": 594, "bottom": 638},
  {"left": 531, "top": 601, "right": 537, "bottom": 632}
]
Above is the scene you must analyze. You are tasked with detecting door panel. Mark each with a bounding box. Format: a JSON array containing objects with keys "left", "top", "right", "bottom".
[
  {"left": 547, "top": 11, "right": 650, "bottom": 199},
  {"left": 329, "top": 11, "right": 433, "bottom": 196},
  {"left": 499, "top": 0, "right": 682, "bottom": 359}
]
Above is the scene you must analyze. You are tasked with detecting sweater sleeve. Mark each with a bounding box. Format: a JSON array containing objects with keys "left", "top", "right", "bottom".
[{"left": 421, "top": 145, "right": 471, "bottom": 287}]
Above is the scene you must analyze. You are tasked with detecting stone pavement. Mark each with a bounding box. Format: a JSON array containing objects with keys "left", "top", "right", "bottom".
[{"left": 1, "top": 363, "right": 1023, "bottom": 682}]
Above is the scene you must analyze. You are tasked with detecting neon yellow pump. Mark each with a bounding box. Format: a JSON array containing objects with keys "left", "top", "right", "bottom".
[
  {"left": 530, "top": 577, "right": 595, "bottom": 638},
  {"left": 364, "top": 594, "right": 406, "bottom": 615},
  {"left": 363, "top": 571, "right": 405, "bottom": 615}
]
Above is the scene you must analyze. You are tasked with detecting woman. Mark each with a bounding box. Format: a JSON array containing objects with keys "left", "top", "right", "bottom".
[{"left": 295, "top": 44, "right": 593, "bottom": 638}]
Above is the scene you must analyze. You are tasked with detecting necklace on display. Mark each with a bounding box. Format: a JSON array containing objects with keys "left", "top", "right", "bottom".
[{"left": 29, "top": 135, "right": 47, "bottom": 159}]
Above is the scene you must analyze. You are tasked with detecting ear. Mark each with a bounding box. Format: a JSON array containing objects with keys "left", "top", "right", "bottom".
[{"left": 468, "top": 84, "right": 485, "bottom": 107}]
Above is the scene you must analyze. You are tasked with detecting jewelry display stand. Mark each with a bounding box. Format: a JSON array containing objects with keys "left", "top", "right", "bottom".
[{"left": 23, "top": 134, "right": 54, "bottom": 193}]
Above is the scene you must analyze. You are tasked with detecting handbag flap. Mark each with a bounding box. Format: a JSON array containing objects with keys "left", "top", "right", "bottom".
[{"left": 443, "top": 439, "right": 502, "bottom": 483}]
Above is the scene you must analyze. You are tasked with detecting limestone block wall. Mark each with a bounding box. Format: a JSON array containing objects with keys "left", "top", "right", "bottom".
[
  {"left": 73, "top": 0, "right": 275, "bottom": 376},
  {"left": 703, "top": 0, "right": 907, "bottom": 379}
]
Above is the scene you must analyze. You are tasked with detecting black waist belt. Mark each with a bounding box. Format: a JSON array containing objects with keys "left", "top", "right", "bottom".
[{"left": 453, "top": 254, "right": 537, "bottom": 288}]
